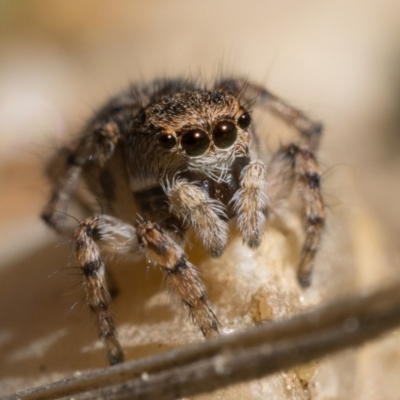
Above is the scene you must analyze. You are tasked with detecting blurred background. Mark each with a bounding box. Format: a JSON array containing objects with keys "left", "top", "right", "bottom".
[{"left": 1, "top": 0, "right": 400, "bottom": 397}]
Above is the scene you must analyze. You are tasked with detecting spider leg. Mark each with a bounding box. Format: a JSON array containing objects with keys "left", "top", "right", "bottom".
[
  {"left": 74, "top": 215, "right": 138, "bottom": 365},
  {"left": 268, "top": 144, "right": 325, "bottom": 287},
  {"left": 42, "top": 120, "right": 121, "bottom": 233},
  {"left": 231, "top": 160, "right": 267, "bottom": 249},
  {"left": 165, "top": 180, "right": 229, "bottom": 257},
  {"left": 137, "top": 221, "right": 219, "bottom": 339},
  {"left": 216, "top": 78, "right": 323, "bottom": 151}
]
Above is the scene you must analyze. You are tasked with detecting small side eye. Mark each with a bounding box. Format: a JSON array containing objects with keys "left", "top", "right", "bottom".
[
  {"left": 212, "top": 121, "right": 237, "bottom": 149},
  {"left": 238, "top": 111, "right": 251, "bottom": 129},
  {"left": 181, "top": 129, "right": 210, "bottom": 156},
  {"left": 158, "top": 134, "right": 177, "bottom": 149},
  {"left": 140, "top": 111, "right": 147, "bottom": 124}
]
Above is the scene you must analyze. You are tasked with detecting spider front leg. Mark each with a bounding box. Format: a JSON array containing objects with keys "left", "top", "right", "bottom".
[
  {"left": 166, "top": 180, "right": 229, "bottom": 257},
  {"left": 231, "top": 160, "right": 268, "bottom": 249},
  {"left": 137, "top": 221, "right": 219, "bottom": 339},
  {"left": 74, "top": 215, "right": 139, "bottom": 365},
  {"left": 268, "top": 144, "right": 326, "bottom": 287}
]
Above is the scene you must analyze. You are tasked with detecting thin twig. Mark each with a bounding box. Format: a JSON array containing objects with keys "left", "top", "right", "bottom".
[{"left": 5, "top": 281, "right": 400, "bottom": 400}]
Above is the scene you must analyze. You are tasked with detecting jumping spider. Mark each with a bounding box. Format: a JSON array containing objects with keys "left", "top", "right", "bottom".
[{"left": 42, "top": 78, "right": 325, "bottom": 365}]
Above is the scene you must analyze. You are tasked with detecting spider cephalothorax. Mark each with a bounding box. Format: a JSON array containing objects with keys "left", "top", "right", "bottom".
[
  {"left": 42, "top": 77, "right": 324, "bottom": 365},
  {"left": 127, "top": 89, "right": 252, "bottom": 184}
]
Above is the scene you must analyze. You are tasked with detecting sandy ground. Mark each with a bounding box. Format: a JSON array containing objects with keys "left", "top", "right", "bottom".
[{"left": 1, "top": 1, "right": 400, "bottom": 398}]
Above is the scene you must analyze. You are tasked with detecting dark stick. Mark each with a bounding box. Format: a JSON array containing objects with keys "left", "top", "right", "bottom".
[{"left": 5, "top": 281, "right": 400, "bottom": 400}]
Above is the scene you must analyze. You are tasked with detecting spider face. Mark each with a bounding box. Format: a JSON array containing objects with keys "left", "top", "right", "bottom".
[{"left": 130, "top": 90, "right": 252, "bottom": 180}]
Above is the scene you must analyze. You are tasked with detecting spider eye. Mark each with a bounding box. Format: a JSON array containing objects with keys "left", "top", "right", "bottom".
[
  {"left": 238, "top": 111, "right": 251, "bottom": 129},
  {"left": 158, "top": 133, "right": 176, "bottom": 149},
  {"left": 181, "top": 129, "right": 210, "bottom": 156},
  {"left": 212, "top": 121, "right": 237, "bottom": 149},
  {"left": 140, "top": 111, "right": 147, "bottom": 124}
]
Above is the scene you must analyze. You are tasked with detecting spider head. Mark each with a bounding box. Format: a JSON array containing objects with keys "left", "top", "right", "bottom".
[{"left": 131, "top": 89, "right": 252, "bottom": 180}]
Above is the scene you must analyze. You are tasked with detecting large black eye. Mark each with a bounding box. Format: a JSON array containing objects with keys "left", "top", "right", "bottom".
[
  {"left": 181, "top": 129, "right": 210, "bottom": 156},
  {"left": 158, "top": 133, "right": 176, "bottom": 149},
  {"left": 238, "top": 111, "right": 251, "bottom": 129},
  {"left": 212, "top": 121, "right": 237, "bottom": 149}
]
